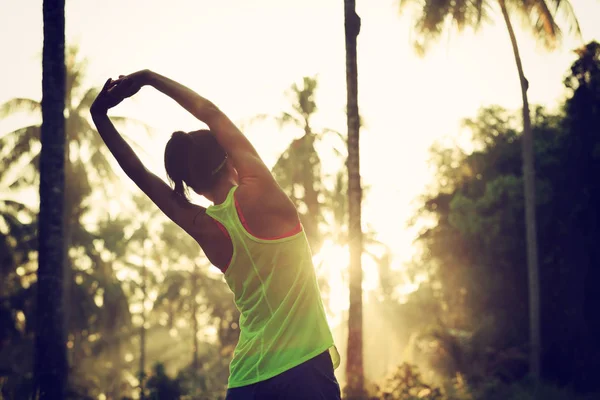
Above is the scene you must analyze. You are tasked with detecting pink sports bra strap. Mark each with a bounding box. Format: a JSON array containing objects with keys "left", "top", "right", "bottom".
[{"left": 234, "top": 196, "right": 301, "bottom": 240}]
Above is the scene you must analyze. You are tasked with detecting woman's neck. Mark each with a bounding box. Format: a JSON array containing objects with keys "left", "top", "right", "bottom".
[{"left": 206, "top": 178, "right": 237, "bottom": 205}]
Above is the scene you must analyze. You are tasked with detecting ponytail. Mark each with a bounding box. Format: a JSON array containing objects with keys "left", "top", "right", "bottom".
[{"left": 164, "top": 131, "right": 192, "bottom": 199}]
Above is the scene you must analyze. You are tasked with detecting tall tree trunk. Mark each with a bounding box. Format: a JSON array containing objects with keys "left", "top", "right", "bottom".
[
  {"left": 35, "top": 0, "right": 68, "bottom": 398},
  {"left": 63, "top": 152, "right": 73, "bottom": 338},
  {"left": 191, "top": 269, "right": 199, "bottom": 370},
  {"left": 140, "top": 239, "right": 148, "bottom": 400},
  {"left": 302, "top": 134, "right": 322, "bottom": 250},
  {"left": 499, "top": 0, "right": 541, "bottom": 382},
  {"left": 344, "top": 0, "right": 365, "bottom": 397}
]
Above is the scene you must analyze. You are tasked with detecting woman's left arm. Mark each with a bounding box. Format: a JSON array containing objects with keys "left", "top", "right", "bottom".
[{"left": 90, "top": 78, "right": 203, "bottom": 232}]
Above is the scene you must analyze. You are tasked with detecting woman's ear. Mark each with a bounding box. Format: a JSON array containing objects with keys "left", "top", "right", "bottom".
[{"left": 228, "top": 160, "right": 239, "bottom": 182}]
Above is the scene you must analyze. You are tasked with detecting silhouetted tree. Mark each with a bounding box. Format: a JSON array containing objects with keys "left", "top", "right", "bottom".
[
  {"left": 35, "top": 0, "right": 68, "bottom": 398},
  {"left": 344, "top": 0, "right": 365, "bottom": 397},
  {"left": 399, "top": 0, "right": 582, "bottom": 380}
]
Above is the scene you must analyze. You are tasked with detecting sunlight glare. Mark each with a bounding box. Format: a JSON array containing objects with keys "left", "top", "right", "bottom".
[{"left": 314, "top": 240, "right": 349, "bottom": 326}]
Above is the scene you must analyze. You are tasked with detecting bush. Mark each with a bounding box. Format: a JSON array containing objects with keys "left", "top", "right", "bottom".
[
  {"left": 473, "top": 378, "right": 600, "bottom": 400},
  {"left": 375, "top": 363, "right": 445, "bottom": 400}
]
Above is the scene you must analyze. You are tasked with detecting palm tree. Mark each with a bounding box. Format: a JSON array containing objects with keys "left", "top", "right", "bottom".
[
  {"left": 152, "top": 221, "right": 239, "bottom": 357},
  {"left": 399, "top": 0, "right": 581, "bottom": 380},
  {"left": 1, "top": 44, "right": 148, "bottom": 385},
  {"left": 0, "top": 194, "right": 37, "bottom": 381},
  {"left": 344, "top": 0, "right": 365, "bottom": 397},
  {"left": 35, "top": 0, "right": 68, "bottom": 398},
  {"left": 0, "top": 45, "right": 146, "bottom": 264},
  {"left": 255, "top": 76, "right": 345, "bottom": 252}
]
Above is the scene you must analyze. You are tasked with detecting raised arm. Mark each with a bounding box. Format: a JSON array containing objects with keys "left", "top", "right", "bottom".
[
  {"left": 90, "top": 78, "right": 202, "bottom": 232},
  {"left": 90, "top": 79, "right": 145, "bottom": 179},
  {"left": 115, "top": 70, "right": 274, "bottom": 185}
]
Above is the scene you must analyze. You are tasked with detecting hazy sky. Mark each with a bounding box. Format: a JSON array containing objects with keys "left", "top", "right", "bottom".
[{"left": 1, "top": 0, "right": 599, "bottom": 268}]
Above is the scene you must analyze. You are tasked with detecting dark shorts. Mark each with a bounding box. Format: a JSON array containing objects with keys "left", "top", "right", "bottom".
[{"left": 225, "top": 351, "right": 341, "bottom": 400}]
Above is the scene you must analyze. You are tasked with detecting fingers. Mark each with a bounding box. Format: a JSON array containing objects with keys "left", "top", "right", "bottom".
[
  {"left": 101, "top": 77, "right": 123, "bottom": 93},
  {"left": 107, "top": 79, "right": 121, "bottom": 91},
  {"left": 101, "top": 78, "right": 113, "bottom": 91},
  {"left": 108, "top": 80, "right": 131, "bottom": 95}
]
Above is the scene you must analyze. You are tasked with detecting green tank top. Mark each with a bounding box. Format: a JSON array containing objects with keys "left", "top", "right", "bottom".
[{"left": 206, "top": 186, "right": 340, "bottom": 388}]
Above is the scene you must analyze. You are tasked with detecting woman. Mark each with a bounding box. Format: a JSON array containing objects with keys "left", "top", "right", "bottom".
[{"left": 90, "top": 70, "right": 341, "bottom": 399}]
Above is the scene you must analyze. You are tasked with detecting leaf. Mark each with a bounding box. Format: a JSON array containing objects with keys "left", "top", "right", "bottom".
[
  {"left": 277, "top": 112, "right": 302, "bottom": 129},
  {"left": 0, "top": 125, "right": 40, "bottom": 172},
  {"left": 552, "top": 0, "right": 582, "bottom": 39},
  {"left": 75, "top": 87, "right": 100, "bottom": 113},
  {"left": 0, "top": 98, "right": 40, "bottom": 119}
]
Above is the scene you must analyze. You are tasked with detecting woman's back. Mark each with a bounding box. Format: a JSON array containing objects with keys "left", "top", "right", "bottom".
[{"left": 203, "top": 186, "right": 339, "bottom": 389}]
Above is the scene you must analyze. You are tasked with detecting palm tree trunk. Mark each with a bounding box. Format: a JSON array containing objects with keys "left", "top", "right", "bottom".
[
  {"left": 499, "top": 0, "right": 541, "bottom": 381},
  {"left": 35, "top": 0, "right": 68, "bottom": 398},
  {"left": 140, "top": 239, "right": 148, "bottom": 400},
  {"left": 344, "top": 0, "right": 365, "bottom": 397},
  {"left": 192, "top": 270, "right": 199, "bottom": 370}
]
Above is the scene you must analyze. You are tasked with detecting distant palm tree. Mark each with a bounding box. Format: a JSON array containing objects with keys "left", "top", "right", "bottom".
[
  {"left": 0, "top": 45, "right": 146, "bottom": 316},
  {"left": 152, "top": 221, "right": 239, "bottom": 358},
  {"left": 398, "top": 0, "right": 582, "bottom": 380},
  {"left": 255, "top": 76, "right": 345, "bottom": 252},
  {"left": 0, "top": 46, "right": 140, "bottom": 246},
  {"left": 35, "top": 0, "right": 68, "bottom": 398},
  {"left": 0, "top": 194, "right": 36, "bottom": 362},
  {"left": 2, "top": 44, "right": 148, "bottom": 395},
  {"left": 344, "top": 0, "right": 365, "bottom": 397}
]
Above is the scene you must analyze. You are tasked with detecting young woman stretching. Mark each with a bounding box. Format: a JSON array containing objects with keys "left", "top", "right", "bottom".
[{"left": 90, "top": 70, "right": 341, "bottom": 399}]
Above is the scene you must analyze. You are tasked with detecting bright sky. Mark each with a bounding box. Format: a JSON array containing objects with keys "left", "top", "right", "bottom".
[{"left": 1, "top": 0, "right": 600, "bottom": 270}]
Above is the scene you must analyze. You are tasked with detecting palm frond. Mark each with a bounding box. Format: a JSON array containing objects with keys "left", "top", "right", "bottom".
[
  {"left": 245, "top": 113, "right": 272, "bottom": 125},
  {"left": 69, "top": 115, "right": 107, "bottom": 162},
  {"left": 531, "top": 0, "right": 561, "bottom": 46},
  {"left": 89, "top": 148, "right": 115, "bottom": 182},
  {"left": 0, "top": 211, "right": 37, "bottom": 253},
  {"left": 277, "top": 112, "right": 303, "bottom": 129},
  {"left": 66, "top": 47, "right": 89, "bottom": 108},
  {"left": 0, "top": 98, "right": 40, "bottom": 119},
  {"left": 552, "top": 0, "right": 582, "bottom": 40},
  {"left": 110, "top": 116, "right": 154, "bottom": 134},
  {"left": 290, "top": 77, "right": 318, "bottom": 118},
  {"left": 0, "top": 198, "right": 34, "bottom": 214},
  {"left": 321, "top": 128, "right": 346, "bottom": 142},
  {"left": 68, "top": 113, "right": 98, "bottom": 148},
  {"left": 475, "top": 0, "right": 486, "bottom": 25},
  {"left": 7, "top": 152, "right": 40, "bottom": 190},
  {"left": 111, "top": 119, "right": 155, "bottom": 157},
  {"left": 0, "top": 125, "right": 40, "bottom": 181},
  {"left": 398, "top": 0, "right": 415, "bottom": 13},
  {"left": 75, "top": 87, "right": 99, "bottom": 112},
  {"left": 71, "top": 223, "right": 101, "bottom": 253}
]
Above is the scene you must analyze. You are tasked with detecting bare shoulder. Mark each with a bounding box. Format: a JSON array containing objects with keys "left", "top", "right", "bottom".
[
  {"left": 236, "top": 179, "right": 298, "bottom": 221},
  {"left": 189, "top": 207, "right": 233, "bottom": 270}
]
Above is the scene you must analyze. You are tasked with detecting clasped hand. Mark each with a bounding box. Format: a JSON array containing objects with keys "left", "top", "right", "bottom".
[{"left": 91, "top": 70, "right": 149, "bottom": 113}]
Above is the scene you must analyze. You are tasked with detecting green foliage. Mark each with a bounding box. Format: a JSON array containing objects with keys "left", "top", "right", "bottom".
[
  {"left": 472, "top": 378, "right": 600, "bottom": 400},
  {"left": 0, "top": 46, "right": 239, "bottom": 400},
  {"left": 408, "top": 41, "right": 600, "bottom": 394},
  {"left": 377, "top": 363, "right": 445, "bottom": 400},
  {"left": 369, "top": 363, "right": 599, "bottom": 400},
  {"left": 398, "top": 0, "right": 581, "bottom": 56},
  {"left": 145, "top": 362, "right": 183, "bottom": 400},
  {"left": 262, "top": 76, "right": 346, "bottom": 252}
]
